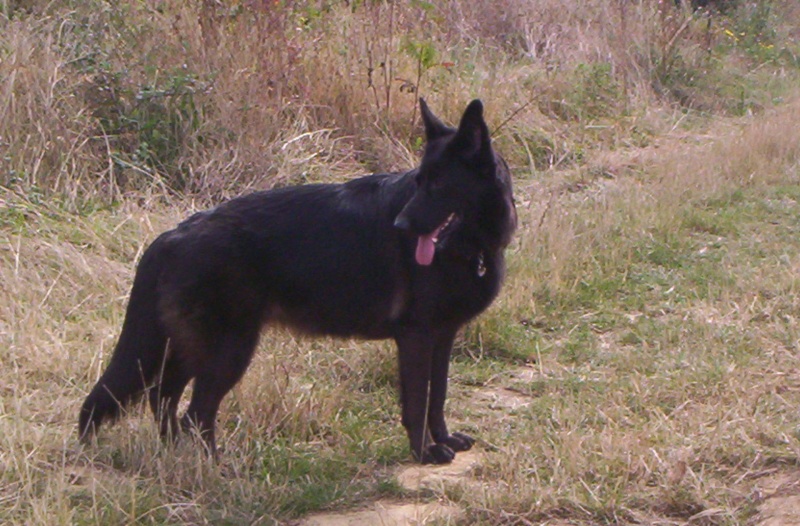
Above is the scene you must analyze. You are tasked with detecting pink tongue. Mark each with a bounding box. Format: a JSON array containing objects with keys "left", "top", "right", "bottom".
[{"left": 415, "top": 234, "right": 436, "bottom": 266}]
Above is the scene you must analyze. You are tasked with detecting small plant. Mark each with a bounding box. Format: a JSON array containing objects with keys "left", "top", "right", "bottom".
[
  {"left": 721, "top": 1, "right": 784, "bottom": 63},
  {"left": 84, "top": 66, "right": 203, "bottom": 192},
  {"left": 401, "top": 38, "right": 440, "bottom": 128},
  {"left": 568, "top": 62, "right": 621, "bottom": 121}
]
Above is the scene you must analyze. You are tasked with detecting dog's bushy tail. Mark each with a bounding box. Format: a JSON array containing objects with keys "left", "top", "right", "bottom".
[{"left": 78, "top": 238, "right": 168, "bottom": 441}]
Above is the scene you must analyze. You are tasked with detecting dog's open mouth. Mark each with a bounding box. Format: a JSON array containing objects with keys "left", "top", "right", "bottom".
[{"left": 415, "top": 213, "right": 457, "bottom": 266}]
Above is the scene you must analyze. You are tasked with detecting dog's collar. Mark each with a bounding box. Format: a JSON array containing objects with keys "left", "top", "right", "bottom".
[{"left": 477, "top": 251, "right": 486, "bottom": 277}]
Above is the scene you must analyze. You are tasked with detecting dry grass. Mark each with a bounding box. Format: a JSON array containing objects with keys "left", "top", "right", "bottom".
[
  {"left": 464, "top": 100, "right": 800, "bottom": 523},
  {"left": 4, "top": 0, "right": 796, "bottom": 198},
  {"left": 3, "top": 0, "right": 800, "bottom": 524}
]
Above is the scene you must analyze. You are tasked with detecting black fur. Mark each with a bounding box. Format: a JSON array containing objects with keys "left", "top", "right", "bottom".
[{"left": 78, "top": 99, "right": 517, "bottom": 464}]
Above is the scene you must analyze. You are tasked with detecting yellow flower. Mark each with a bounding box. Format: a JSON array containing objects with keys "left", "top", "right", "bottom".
[{"left": 723, "top": 29, "right": 738, "bottom": 41}]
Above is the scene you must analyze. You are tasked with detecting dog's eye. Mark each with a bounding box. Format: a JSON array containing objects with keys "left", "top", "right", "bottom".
[{"left": 430, "top": 178, "right": 445, "bottom": 191}]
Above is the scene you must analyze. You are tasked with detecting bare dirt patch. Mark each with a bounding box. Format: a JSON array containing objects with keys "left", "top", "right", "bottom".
[
  {"left": 302, "top": 428, "right": 486, "bottom": 524},
  {"left": 396, "top": 449, "right": 482, "bottom": 492},
  {"left": 753, "top": 472, "right": 800, "bottom": 526},
  {"left": 473, "top": 387, "right": 532, "bottom": 411},
  {"left": 299, "top": 500, "right": 462, "bottom": 526}
]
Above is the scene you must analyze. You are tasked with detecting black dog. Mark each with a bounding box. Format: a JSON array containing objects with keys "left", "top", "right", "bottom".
[{"left": 79, "top": 99, "right": 516, "bottom": 464}]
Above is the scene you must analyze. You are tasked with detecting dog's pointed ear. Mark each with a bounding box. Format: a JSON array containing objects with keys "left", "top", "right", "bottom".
[
  {"left": 453, "top": 99, "right": 492, "bottom": 162},
  {"left": 420, "top": 98, "right": 452, "bottom": 142}
]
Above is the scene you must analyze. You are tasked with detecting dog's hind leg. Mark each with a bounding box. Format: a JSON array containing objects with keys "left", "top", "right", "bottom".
[
  {"left": 181, "top": 325, "right": 261, "bottom": 456},
  {"left": 395, "top": 329, "right": 455, "bottom": 464},
  {"left": 428, "top": 326, "right": 475, "bottom": 453},
  {"left": 149, "top": 346, "right": 193, "bottom": 439}
]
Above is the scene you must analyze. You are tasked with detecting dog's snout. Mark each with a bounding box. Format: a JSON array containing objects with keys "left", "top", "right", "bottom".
[{"left": 394, "top": 214, "right": 411, "bottom": 230}]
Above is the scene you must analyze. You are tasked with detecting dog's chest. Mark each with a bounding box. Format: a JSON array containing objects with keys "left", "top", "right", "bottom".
[{"left": 409, "top": 251, "right": 504, "bottom": 325}]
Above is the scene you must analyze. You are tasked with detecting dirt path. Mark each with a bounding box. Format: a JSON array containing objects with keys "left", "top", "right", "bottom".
[
  {"left": 300, "top": 501, "right": 462, "bottom": 526},
  {"left": 299, "top": 370, "right": 530, "bottom": 526},
  {"left": 300, "top": 447, "right": 485, "bottom": 525}
]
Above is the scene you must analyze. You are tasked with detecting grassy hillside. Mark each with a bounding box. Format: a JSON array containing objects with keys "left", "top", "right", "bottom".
[{"left": 3, "top": 1, "right": 800, "bottom": 524}]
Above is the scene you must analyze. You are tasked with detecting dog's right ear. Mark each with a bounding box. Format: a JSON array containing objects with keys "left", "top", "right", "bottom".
[
  {"left": 420, "top": 98, "right": 453, "bottom": 142},
  {"left": 452, "top": 99, "right": 492, "bottom": 164}
]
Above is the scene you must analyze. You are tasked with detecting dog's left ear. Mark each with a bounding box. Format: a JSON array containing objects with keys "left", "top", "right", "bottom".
[{"left": 453, "top": 99, "right": 492, "bottom": 163}]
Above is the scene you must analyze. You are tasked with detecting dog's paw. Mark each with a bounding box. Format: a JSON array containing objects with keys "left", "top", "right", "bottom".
[
  {"left": 439, "top": 431, "right": 475, "bottom": 452},
  {"left": 420, "top": 443, "right": 456, "bottom": 464}
]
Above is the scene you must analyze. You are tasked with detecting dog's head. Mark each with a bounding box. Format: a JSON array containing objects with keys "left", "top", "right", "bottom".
[{"left": 394, "top": 99, "right": 516, "bottom": 266}]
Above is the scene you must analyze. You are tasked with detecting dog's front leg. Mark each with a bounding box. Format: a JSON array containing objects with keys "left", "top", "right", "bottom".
[
  {"left": 395, "top": 329, "right": 455, "bottom": 464},
  {"left": 428, "top": 326, "right": 475, "bottom": 453}
]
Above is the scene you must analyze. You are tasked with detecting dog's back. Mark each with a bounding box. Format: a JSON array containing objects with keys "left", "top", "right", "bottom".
[{"left": 158, "top": 174, "right": 417, "bottom": 339}]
